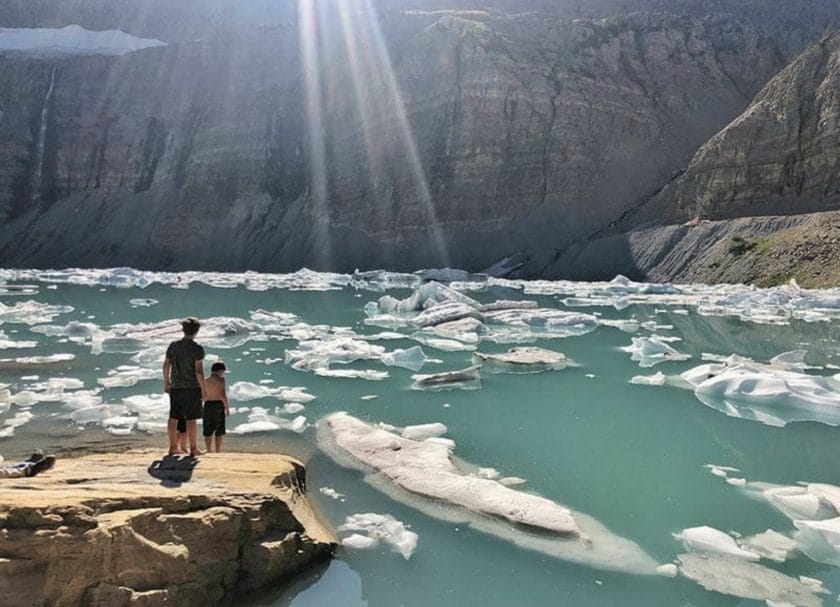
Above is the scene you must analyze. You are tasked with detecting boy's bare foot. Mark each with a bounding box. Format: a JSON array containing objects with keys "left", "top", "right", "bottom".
[
  {"left": 168, "top": 448, "right": 188, "bottom": 456},
  {"left": 189, "top": 449, "right": 205, "bottom": 457}
]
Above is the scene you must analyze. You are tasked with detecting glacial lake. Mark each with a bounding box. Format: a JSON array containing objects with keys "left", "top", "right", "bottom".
[{"left": 2, "top": 268, "right": 840, "bottom": 607}]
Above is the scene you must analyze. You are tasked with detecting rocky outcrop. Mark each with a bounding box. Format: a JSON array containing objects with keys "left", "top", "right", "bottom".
[
  {"left": 555, "top": 210, "right": 840, "bottom": 288},
  {"left": 0, "top": 450, "right": 336, "bottom": 607},
  {"left": 648, "top": 31, "right": 840, "bottom": 224}
]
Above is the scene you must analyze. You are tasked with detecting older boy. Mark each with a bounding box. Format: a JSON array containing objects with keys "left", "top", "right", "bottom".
[
  {"left": 203, "top": 361, "right": 230, "bottom": 453},
  {"left": 163, "top": 317, "right": 206, "bottom": 456}
]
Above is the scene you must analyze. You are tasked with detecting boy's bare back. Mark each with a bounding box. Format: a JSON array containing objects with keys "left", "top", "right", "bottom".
[{"left": 205, "top": 374, "right": 227, "bottom": 403}]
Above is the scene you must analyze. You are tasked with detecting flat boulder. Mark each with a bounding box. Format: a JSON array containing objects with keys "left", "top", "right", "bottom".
[{"left": 0, "top": 450, "right": 336, "bottom": 607}]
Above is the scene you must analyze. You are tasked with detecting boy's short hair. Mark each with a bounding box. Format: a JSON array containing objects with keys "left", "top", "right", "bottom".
[
  {"left": 211, "top": 361, "right": 227, "bottom": 373},
  {"left": 182, "top": 317, "right": 201, "bottom": 336}
]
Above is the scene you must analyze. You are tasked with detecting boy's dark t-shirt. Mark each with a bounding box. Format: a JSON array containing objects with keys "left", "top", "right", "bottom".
[{"left": 166, "top": 338, "right": 205, "bottom": 389}]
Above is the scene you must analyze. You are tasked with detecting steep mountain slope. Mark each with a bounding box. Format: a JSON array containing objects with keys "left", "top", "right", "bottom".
[
  {"left": 553, "top": 33, "right": 840, "bottom": 287},
  {"left": 650, "top": 31, "right": 840, "bottom": 224},
  {"left": 0, "top": 6, "right": 788, "bottom": 272}
]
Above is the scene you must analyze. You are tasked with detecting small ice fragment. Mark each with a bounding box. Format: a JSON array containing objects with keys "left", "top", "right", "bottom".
[
  {"left": 704, "top": 464, "right": 741, "bottom": 478},
  {"left": 630, "top": 372, "right": 666, "bottom": 386},
  {"left": 319, "top": 487, "right": 345, "bottom": 500},
  {"left": 360, "top": 394, "right": 378, "bottom": 401},
  {"left": 338, "top": 513, "right": 418, "bottom": 559},
  {"left": 656, "top": 564, "right": 678, "bottom": 577},
  {"left": 727, "top": 478, "right": 747, "bottom": 487}
]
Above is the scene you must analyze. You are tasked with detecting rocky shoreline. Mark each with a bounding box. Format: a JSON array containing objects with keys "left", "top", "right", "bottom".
[{"left": 0, "top": 450, "right": 336, "bottom": 607}]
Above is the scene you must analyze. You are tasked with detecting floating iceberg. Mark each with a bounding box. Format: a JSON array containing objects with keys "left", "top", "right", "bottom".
[
  {"left": 230, "top": 406, "right": 307, "bottom": 434},
  {"left": 381, "top": 346, "right": 432, "bottom": 372},
  {"left": 677, "top": 553, "right": 822, "bottom": 607},
  {"left": 621, "top": 337, "right": 690, "bottom": 368},
  {"left": 673, "top": 526, "right": 759, "bottom": 561},
  {"left": 338, "top": 513, "right": 418, "bottom": 560},
  {"left": 317, "top": 413, "right": 659, "bottom": 574},
  {"left": 679, "top": 354, "right": 840, "bottom": 427},
  {"left": 473, "top": 347, "right": 567, "bottom": 373},
  {"left": 411, "top": 366, "right": 481, "bottom": 391},
  {"left": 630, "top": 372, "right": 666, "bottom": 386}
]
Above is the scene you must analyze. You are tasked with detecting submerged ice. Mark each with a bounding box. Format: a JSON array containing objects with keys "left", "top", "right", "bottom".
[{"left": 318, "top": 413, "right": 659, "bottom": 574}]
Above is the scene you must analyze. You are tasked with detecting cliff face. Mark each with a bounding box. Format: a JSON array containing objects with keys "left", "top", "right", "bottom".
[
  {"left": 647, "top": 31, "right": 840, "bottom": 224},
  {"left": 0, "top": 3, "right": 791, "bottom": 273}
]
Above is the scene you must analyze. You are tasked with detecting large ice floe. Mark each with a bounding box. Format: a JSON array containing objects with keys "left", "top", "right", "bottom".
[
  {"left": 317, "top": 413, "right": 659, "bottom": 574},
  {"left": 677, "top": 352, "right": 840, "bottom": 427}
]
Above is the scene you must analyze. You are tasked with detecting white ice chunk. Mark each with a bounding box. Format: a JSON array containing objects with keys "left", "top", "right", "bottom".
[
  {"left": 740, "top": 530, "right": 799, "bottom": 563},
  {"left": 473, "top": 347, "right": 567, "bottom": 373},
  {"left": 381, "top": 346, "right": 430, "bottom": 372},
  {"left": 621, "top": 337, "right": 690, "bottom": 368},
  {"left": 338, "top": 513, "right": 418, "bottom": 560},
  {"left": 630, "top": 372, "right": 666, "bottom": 386},
  {"left": 342, "top": 533, "right": 379, "bottom": 550},
  {"left": 674, "top": 526, "right": 760, "bottom": 561},
  {"left": 319, "top": 487, "right": 345, "bottom": 501},
  {"left": 401, "top": 423, "right": 447, "bottom": 441}
]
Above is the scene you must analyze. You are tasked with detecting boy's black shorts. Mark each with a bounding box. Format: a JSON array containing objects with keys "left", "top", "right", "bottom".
[
  {"left": 170, "top": 388, "right": 202, "bottom": 421},
  {"left": 203, "top": 401, "right": 226, "bottom": 437}
]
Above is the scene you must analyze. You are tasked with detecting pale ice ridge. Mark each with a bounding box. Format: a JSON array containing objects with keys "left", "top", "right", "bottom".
[
  {"left": 678, "top": 353, "right": 840, "bottom": 427},
  {"left": 317, "top": 413, "right": 660, "bottom": 574},
  {"left": 0, "top": 25, "right": 166, "bottom": 56}
]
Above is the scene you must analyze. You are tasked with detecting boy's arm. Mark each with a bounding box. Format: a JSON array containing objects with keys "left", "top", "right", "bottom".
[
  {"left": 222, "top": 380, "right": 230, "bottom": 415},
  {"left": 195, "top": 360, "right": 207, "bottom": 400},
  {"left": 162, "top": 358, "right": 171, "bottom": 393}
]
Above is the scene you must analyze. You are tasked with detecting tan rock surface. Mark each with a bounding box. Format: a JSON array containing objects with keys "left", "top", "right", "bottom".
[{"left": 0, "top": 450, "right": 336, "bottom": 607}]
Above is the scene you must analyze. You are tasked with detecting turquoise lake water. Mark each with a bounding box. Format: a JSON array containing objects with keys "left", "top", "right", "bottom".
[{"left": 2, "top": 269, "right": 840, "bottom": 607}]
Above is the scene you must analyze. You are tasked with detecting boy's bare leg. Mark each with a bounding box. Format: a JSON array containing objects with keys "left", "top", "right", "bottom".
[
  {"left": 178, "top": 432, "right": 187, "bottom": 452},
  {"left": 187, "top": 420, "right": 203, "bottom": 455},
  {"left": 215, "top": 435, "right": 222, "bottom": 453},
  {"left": 205, "top": 436, "right": 212, "bottom": 453},
  {"left": 167, "top": 419, "right": 187, "bottom": 455}
]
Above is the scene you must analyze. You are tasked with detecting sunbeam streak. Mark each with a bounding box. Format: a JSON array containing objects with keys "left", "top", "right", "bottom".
[
  {"left": 301, "top": 0, "right": 452, "bottom": 268},
  {"left": 298, "top": 0, "right": 333, "bottom": 269}
]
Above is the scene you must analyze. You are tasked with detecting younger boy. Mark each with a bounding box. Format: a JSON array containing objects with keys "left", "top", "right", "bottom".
[{"left": 203, "top": 361, "right": 230, "bottom": 453}]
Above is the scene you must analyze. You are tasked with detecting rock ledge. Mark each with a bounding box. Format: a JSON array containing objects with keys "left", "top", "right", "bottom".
[{"left": 0, "top": 450, "right": 336, "bottom": 607}]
